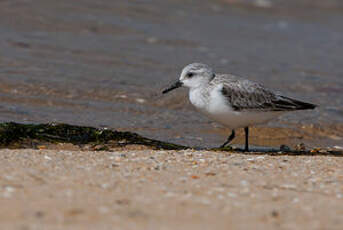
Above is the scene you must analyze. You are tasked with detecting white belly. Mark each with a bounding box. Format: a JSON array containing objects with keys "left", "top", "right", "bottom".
[
  {"left": 206, "top": 109, "right": 282, "bottom": 129},
  {"left": 189, "top": 86, "right": 284, "bottom": 129}
]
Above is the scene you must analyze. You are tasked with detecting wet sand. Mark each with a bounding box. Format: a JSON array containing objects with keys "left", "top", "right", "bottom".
[{"left": 0, "top": 148, "right": 342, "bottom": 229}]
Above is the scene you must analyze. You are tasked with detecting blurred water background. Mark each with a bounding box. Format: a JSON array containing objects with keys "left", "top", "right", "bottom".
[{"left": 0, "top": 0, "right": 342, "bottom": 148}]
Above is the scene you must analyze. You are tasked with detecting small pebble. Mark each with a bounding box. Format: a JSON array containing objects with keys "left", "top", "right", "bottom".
[
  {"left": 146, "top": 37, "right": 158, "bottom": 44},
  {"left": 295, "top": 143, "right": 306, "bottom": 151},
  {"left": 135, "top": 98, "right": 146, "bottom": 104},
  {"left": 271, "top": 210, "right": 279, "bottom": 217}
]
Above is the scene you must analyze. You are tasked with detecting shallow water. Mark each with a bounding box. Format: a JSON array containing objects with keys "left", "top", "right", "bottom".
[{"left": 0, "top": 0, "right": 342, "bottom": 148}]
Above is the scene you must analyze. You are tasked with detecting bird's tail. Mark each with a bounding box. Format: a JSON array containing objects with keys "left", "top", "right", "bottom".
[{"left": 278, "top": 96, "right": 317, "bottom": 110}]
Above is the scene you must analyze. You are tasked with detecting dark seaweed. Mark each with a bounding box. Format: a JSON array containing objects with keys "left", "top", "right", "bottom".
[{"left": 0, "top": 122, "right": 187, "bottom": 150}]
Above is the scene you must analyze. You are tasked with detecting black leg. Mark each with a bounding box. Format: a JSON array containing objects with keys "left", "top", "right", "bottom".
[
  {"left": 220, "top": 130, "right": 235, "bottom": 148},
  {"left": 244, "top": 127, "right": 249, "bottom": 152}
]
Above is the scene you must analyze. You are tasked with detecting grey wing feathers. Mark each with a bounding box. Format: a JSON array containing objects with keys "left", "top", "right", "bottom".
[{"left": 220, "top": 79, "right": 316, "bottom": 112}]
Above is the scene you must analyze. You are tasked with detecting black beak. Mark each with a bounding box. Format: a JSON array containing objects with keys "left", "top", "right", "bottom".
[{"left": 162, "top": 80, "right": 183, "bottom": 94}]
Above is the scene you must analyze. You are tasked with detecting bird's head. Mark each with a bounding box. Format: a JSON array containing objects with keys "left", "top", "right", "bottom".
[{"left": 162, "top": 63, "right": 215, "bottom": 94}]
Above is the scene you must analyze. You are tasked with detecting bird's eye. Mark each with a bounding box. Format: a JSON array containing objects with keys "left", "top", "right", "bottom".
[{"left": 186, "top": 72, "right": 194, "bottom": 78}]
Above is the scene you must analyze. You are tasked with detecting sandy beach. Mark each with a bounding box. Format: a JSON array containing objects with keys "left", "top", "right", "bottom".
[{"left": 0, "top": 148, "right": 342, "bottom": 230}]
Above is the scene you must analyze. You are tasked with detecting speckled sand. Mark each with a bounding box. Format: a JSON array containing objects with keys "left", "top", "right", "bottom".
[{"left": 0, "top": 149, "right": 342, "bottom": 230}]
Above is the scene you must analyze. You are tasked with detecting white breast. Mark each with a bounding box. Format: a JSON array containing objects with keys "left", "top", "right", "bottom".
[{"left": 189, "top": 87, "right": 210, "bottom": 114}]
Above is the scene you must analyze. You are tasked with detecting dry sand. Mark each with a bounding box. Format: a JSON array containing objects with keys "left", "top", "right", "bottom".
[{"left": 0, "top": 148, "right": 342, "bottom": 230}]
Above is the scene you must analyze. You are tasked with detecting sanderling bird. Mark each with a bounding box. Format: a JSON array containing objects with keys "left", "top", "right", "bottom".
[{"left": 162, "top": 63, "right": 316, "bottom": 151}]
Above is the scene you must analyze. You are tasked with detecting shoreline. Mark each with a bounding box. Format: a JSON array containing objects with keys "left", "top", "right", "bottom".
[{"left": 0, "top": 122, "right": 342, "bottom": 155}]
